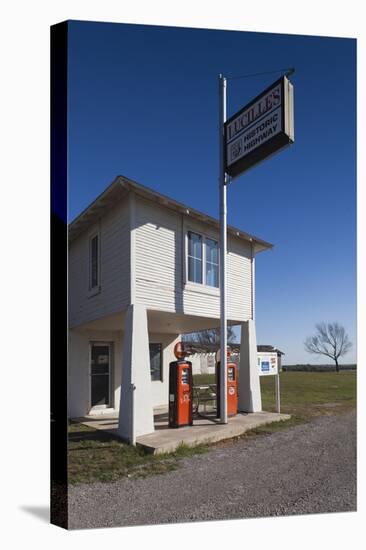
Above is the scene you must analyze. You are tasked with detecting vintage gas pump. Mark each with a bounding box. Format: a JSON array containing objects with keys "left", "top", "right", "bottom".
[
  {"left": 168, "top": 342, "right": 193, "bottom": 428},
  {"left": 216, "top": 347, "right": 238, "bottom": 418}
]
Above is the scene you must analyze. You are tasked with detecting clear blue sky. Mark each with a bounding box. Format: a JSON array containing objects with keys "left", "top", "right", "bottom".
[{"left": 68, "top": 20, "right": 356, "bottom": 364}]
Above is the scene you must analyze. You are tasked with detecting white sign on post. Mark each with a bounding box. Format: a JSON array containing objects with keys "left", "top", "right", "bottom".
[
  {"left": 257, "top": 352, "right": 278, "bottom": 377},
  {"left": 257, "top": 351, "right": 281, "bottom": 413},
  {"left": 225, "top": 75, "right": 294, "bottom": 178}
]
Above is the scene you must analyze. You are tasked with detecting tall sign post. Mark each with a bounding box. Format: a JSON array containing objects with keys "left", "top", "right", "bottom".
[
  {"left": 218, "top": 71, "right": 294, "bottom": 424},
  {"left": 219, "top": 74, "right": 228, "bottom": 424}
]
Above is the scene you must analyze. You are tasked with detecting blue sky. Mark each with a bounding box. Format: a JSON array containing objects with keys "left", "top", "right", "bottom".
[{"left": 68, "top": 21, "right": 356, "bottom": 364}]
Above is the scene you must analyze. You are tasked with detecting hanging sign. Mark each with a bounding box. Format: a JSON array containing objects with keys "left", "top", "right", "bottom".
[{"left": 225, "top": 76, "right": 294, "bottom": 178}]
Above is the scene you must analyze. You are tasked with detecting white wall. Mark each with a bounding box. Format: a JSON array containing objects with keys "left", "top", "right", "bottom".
[
  {"left": 134, "top": 195, "right": 181, "bottom": 312},
  {"left": 134, "top": 194, "right": 253, "bottom": 322},
  {"left": 69, "top": 191, "right": 254, "bottom": 328},
  {"left": 69, "top": 197, "right": 130, "bottom": 328},
  {"left": 68, "top": 330, "right": 89, "bottom": 418},
  {"left": 68, "top": 328, "right": 123, "bottom": 418},
  {"left": 68, "top": 328, "right": 179, "bottom": 417}
]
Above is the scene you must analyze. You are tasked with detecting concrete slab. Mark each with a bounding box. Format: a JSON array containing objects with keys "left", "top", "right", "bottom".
[
  {"left": 75, "top": 415, "right": 120, "bottom": 434},
  {"left": 75, "top": 407, "right": 291, "bottom": 455},
  {"left": 137, "top": 411, "right": 291, "bottom": 454}
]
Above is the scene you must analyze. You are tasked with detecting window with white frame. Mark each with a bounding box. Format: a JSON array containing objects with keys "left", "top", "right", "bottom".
[
  {"left": 187, "top": 231, "right": 219, "bottom": 288},
  {"left": 187, "top": 231, "right": 203, "bottom": 284},
  {"left": 89, "top": 234, "right": 99, "bottom": 289},
  {"left": 205, "top": 237, "right": 219, "bottom": 287}
]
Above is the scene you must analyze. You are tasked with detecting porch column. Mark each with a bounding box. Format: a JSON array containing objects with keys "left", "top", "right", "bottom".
[
  {"left": 118, "top": 304, "right": 154, "bottom": 443},
  {"left": 238, "top": 319, "right": 262, "bottom": 412}
]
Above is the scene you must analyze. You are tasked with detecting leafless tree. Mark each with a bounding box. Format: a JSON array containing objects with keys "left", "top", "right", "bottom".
[
  {"left": 304, "top": 322, "right": 352, "bottom": 372},
  {"left": 182, "top": 326, "right": 237, "bottom": 346}
]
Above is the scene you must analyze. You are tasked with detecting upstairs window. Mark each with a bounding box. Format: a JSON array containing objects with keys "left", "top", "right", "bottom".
[
  {"left": 89, "top": 234, "right": 99, "bottom": 289},
  {"left": 187, "top": 231, "right": 203, "bottom": 284},
  {"left": 206, "top": 237, "right": 219, "bottom": 288},
  {"left": 187, "top": 231, "right": 219, "bottom": 288}
]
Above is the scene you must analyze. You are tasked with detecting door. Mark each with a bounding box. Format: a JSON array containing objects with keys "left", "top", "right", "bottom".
[{"left": 90, "top": 343, "right": 111, "bottom": 409}]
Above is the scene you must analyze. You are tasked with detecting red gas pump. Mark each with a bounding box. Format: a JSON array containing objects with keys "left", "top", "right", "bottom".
[
  {"left": 169, "top": 342, "right": 193, "bottom": 428},
  {"left": 216, "top": 347, "right": 238, "bottom": 418}
]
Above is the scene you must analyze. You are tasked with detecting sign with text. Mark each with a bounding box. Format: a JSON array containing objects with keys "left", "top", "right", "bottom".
[
  {"left": 225, "top": 76, "right": 294, "bottom": 178},
  {"left": 258, "top": 352, "right": 278, "bottom": 377}
]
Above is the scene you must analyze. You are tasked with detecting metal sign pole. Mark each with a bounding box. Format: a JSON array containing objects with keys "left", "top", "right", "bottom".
[
  {"left": 219, "top": 74, "right": 228, "bottom": 424},
  {"left": 275, "top": 374, "right": 280, "bottom": 413}
]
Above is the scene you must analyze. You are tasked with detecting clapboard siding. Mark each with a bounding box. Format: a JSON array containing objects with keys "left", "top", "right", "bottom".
[
  {"left": 69, "top": 192, "right": 254, "bottom": 325},
  {"left": 227, "top": 237, "right": 252, "bottom": 320},
  {"left": 134, "top": 195, "right": 253, "bottom": 322},
  {"left": 135, "top": 196, "right": 180, "bottom": 312},
  {"left": 69, "top": 198, "right": 130, "bottom": 327}
]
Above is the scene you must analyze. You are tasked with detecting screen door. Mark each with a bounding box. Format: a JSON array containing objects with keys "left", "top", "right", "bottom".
[{"left": 90, "top": 343, "right": 111, "bottom": 408}]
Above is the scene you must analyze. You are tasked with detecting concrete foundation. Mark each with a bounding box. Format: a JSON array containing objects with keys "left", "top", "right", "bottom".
[{"left": 78, "top": 407, "right": 291, "bottom": 455}]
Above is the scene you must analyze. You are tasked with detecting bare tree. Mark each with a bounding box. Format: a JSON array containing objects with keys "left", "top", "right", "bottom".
[
  {"left": 182, "top": 326, "right": 237, "bottom": 346},
  {"left": 304, "top": 322, "right": 352, "bottom": 372}
]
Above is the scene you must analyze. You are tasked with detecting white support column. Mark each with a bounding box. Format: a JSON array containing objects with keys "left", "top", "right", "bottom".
[
  {"left": 238, "top": 319, "right": 262, "bottom": 412},
  {"left": 118, "top": 304, "right": 154, "bottom": 443}
]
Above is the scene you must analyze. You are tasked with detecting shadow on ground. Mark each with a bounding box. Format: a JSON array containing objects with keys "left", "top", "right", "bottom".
[{"left": 20, "top": 505, "right": 50, "bottom": 523}]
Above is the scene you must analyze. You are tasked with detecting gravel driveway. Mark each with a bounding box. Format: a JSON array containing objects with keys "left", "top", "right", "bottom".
[{"left": 68, "top": 411, "right": 356, "bottom": 529}]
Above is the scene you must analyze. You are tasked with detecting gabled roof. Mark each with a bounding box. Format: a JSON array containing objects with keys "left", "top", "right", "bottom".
[{"left": 69, "top": 175, "right": 273, "bottom": 252}]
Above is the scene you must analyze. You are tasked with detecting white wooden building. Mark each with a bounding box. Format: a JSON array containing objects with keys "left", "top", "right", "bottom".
[{"left": 68, "top": 175, "right": 272, "bottom": 441}]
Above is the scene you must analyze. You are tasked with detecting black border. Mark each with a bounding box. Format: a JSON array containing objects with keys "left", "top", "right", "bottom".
[{"left": 50, "top": 20, "right": 69, "bottom": 529}]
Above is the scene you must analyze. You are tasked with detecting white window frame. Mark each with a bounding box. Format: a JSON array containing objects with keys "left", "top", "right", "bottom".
[
  {"left": 205, "top": 236, "right": 220, "bottom": 288},
  {"left": 184, "top": 226, "right": 220, "bottom": 295},
  {"left": 187, "top": 230, "right": 204, "bottom": 285},
  {"left": 88, "top": 230, "right": 101, "bottom": 297}
]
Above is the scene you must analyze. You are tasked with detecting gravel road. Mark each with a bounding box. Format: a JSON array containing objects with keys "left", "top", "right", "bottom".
[{"left": 68, "top": 412, "right": 356, "bottom": 529}]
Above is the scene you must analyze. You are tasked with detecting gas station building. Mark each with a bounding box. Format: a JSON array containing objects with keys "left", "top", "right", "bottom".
[{"left": 68, "top": 175, "right": 273, "bottom": 442}]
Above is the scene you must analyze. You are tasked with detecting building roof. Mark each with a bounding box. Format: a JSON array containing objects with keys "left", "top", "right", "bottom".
[
  {"left": 69, "top": 175, "right": 273, "bottom": 253},
  {"left": 257, "top": 345, "right": 285, "bottom": 356}
]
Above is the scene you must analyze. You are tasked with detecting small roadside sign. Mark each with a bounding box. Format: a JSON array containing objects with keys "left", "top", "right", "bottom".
[{"left": 258, "top": 352, "right": 278, "bottom": 377}]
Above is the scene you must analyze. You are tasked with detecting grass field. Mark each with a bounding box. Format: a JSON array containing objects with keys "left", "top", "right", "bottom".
[
  {"left": 68, "top": 371, "right": 356, "bottom": 484},
  {"left": 261, "top": 371, "right": 356, "bottom": 419},
  {"left": 68, "top": 423, "right": 208, "bottom": 484},
  {"left": 194, "top": 371, "right": 356, "bottom": 432}
]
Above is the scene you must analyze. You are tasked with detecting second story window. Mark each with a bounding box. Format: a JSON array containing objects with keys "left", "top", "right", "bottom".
[
  {"left": 206, "top": 237, "right": 219, "bottom": 287},
  {"left": 187, "top": 231, "right": 219, "bottom": 288},
  {"left": 188, "top": 231, "right": 203, "bottom": 284},
  {"left": 90, "top": 234, "right": 99, "bottom": 289}
]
